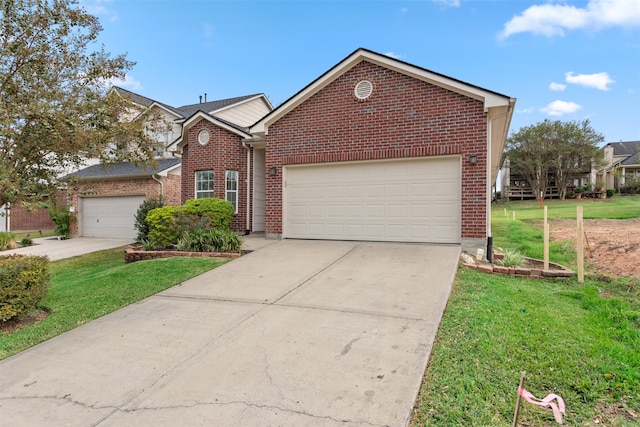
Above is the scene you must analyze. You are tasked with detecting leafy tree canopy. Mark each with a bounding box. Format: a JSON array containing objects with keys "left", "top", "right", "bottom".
[
  {"left": 0, "top": 0, "right": 163, "bottom": 207},
  {"left": 505, "top": 119, "right": 604, "bottom": 200}
]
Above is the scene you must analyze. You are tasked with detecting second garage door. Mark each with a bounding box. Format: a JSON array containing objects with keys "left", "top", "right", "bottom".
[
  {"left": 284, "top": 156, "right": 461, "bottom": 243},
  {"left": 81, "top": 196, "right": 145, "bottom": 239}
]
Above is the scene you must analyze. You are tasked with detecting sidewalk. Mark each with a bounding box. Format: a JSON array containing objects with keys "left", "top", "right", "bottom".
[{"left": 2, "top": 237, "right": 134, "bottom": 261}]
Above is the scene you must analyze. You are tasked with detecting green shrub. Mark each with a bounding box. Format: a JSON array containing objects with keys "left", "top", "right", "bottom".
[
  {"left": 620, "top": 178, "right": 640, "bottom": 195},
  {"left": 0, "top": 231, "right": 16, "bottom": 251},
  {"left": 182, "top": 198, "right": 234, "bottom": 230},
  {"left": 134, "top": 196, "right": 164, "bottom": 242},
  {"left": 606, "top": 188, "right": 616, "bottom": 198},
  {"left": 0, "top": 255, "right": 50, "bottom": 321},
  {"left": 40, "top": 201, "right": 75, "bottom": 239},
  {"left": 176, "top": 229, "right": 242, "bottom": 253},
  {"left": 146, "top": 206, "right": 180, "bottom": 249},
  {"left": 20, "top": 236, "right": 33, "bottom": 246}
]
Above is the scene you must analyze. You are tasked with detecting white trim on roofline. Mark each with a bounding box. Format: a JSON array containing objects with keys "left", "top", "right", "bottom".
[{"left": 168, "top": 111, "right": 253, "bottom": 153}]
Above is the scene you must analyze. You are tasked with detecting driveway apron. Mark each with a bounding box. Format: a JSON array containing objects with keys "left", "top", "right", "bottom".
[{"left": 0, "top": 239, "right": 460, "bottom": 426}]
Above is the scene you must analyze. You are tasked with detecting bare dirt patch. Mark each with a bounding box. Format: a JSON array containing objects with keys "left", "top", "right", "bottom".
[
  {"left": 547, "top": 218, "right": 640, "bottom": 279},
  {"left": 1, "top": 309, "right": 50, "bottom": 335}
]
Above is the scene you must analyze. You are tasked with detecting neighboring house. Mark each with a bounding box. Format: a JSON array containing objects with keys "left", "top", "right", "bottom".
[
  {"left": 68, "top": 88, "right": 273, "bottom": 238},
  {"left": 171, "top": 48, "right": 515, "bottom": 253},
  {"left": 68, "top": 158, "right": 181, "bottom": 238},
  {"left": 500, "top": 159, "right": 593, "bottom": 201},
  {"left": 597, "top": 141, "right": 640, "bottom": 190}
]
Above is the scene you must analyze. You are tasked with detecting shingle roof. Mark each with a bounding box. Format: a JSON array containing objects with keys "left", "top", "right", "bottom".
[
  {"left": 70, "top": 157, "right": 181, "bottom": 179},
  {"left": 176, "top": 94, "right": 261, "bottom": 117},
  {"left": 112, "top": 86, "right": 157, "bottom": 108},
  {"left": 604, "top": 141, "right": 640, "bottom": 157},
  {"left": 621, "top": 152, "right": 639, "bottom": 166}
]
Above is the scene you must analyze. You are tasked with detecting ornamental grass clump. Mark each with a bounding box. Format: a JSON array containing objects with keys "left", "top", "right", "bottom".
[{"left": 495, "top": 248, "right": 524, "bottom": 268}]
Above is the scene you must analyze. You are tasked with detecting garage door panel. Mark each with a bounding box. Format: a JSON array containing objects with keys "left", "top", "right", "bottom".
[
  {"left": 285, "top": 157, "right": 460, "bottom": 243},
  {"left": 82, "top": 196, "right": 145, "bottom": 239}
]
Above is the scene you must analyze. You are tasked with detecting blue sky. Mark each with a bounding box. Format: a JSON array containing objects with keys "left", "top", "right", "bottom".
[{"left": 83, "top": 0, "right": 640, "bottom": 144}]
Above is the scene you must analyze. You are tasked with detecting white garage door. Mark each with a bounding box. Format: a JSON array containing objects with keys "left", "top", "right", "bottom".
[
  {"left": 284, "top": 156, "right": 461, "bottom": 243},
  {"left": 81, "top": 196, "right": 145, "bottom": 238}
]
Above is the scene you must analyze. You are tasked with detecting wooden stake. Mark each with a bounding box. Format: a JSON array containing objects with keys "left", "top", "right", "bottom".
[
  {"left": 513, "top": 371, "right": 526, "bottom": 427},
  {"left": 504, "top": 208, "right": 507, "bottom": 217},
  {"left": 577, "top": 206, "right": 584, "bottom": 283},
  {"left": 513, "top": 211, "right": 516, "bottom": 221},
  {"left": 544, "top": 206, "right": 549, "bottom": 270}
]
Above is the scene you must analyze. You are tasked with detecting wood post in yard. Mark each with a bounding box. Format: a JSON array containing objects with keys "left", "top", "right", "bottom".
[
  {"left": 577, "top": 206, "right": 584, "bottom": 283},
  {"left": 544, "top": 206, "right": 549, "bottom": 270}
]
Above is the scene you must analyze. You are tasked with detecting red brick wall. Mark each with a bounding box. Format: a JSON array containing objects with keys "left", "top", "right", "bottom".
[
  {"left": 180, "top": 120, "right": 250, "bottom": 232},
  {"left": 8, "top": 199, "right": 58, "bottom": 231},
  {"left": 264, "top": 60, "right": 488, "bottom": 239},
  {"left": 69, "top": 175, "right": 181, "bottom": 236}
]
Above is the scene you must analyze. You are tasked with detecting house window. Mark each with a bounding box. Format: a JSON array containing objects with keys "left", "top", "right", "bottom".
[
  {"left": 225, "top": 170, "right": 238, "bottom": 213},
  {"left": 195, "top": 171, "right": 214, "bottom": 198}
]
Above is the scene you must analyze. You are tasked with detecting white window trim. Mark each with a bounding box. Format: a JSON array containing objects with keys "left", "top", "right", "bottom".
[
  {"left": 195, "top": 170, "right": 214, "bottom": 199},
  {"left": 225, "top": 170, "right": 238, "bottom": 213}
]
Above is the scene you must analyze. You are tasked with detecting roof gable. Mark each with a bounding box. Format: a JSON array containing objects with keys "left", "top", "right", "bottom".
[
  {"left": 176, "top": 94, "right": 265, "bottom": 118},
  {"left": 251, "top": 47, "right": 514, "bottom": 136}
]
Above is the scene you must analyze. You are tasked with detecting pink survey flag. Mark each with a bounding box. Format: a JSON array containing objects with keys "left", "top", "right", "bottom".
[{"left": 518, "top": 386, "right": 566, "bottom": 424}]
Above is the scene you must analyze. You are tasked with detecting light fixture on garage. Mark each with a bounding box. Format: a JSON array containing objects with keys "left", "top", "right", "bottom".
[
  {"left": 469, "top": 154, "right": 478, "bottom": 165},
  {"left": 269, "top": 167, "right": 277, "bottom": 176}
]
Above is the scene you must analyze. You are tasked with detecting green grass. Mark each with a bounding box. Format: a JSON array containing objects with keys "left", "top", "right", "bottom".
[
  {"left": 412, "top": 195, "right": 640, "bottom": 426},
  {"left": 0, "top": 249, "right": 228, "bottom": 359}
]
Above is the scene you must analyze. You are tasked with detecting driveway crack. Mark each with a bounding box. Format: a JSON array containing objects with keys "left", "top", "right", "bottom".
[{"left": 121, "top": 399, "right": 388, "bottom": 426}]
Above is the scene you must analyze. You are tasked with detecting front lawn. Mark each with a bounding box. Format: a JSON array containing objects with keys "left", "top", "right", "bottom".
[
  {"left": 0, "top": 249, "right": 228, "bottom": 360},
  {"left": 412, "top": 196, "right": 640, "bottom": 426}
]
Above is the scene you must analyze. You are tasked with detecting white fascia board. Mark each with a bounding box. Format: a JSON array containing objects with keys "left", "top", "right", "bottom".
[
  {"left": 148, "top": 102, "right": 183, "bottom": 119},
  {"left": 182, "top": 111, "right": 251, "bottom": 138}
]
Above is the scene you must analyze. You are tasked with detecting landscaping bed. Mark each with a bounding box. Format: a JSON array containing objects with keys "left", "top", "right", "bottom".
[{"left": 124, "top": 245, "right": 241, "bottom": 263}]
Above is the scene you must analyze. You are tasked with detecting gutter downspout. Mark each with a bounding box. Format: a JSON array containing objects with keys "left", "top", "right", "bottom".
[
  {"left": 151, "top": 174, "right": 164, "bottom": 200},
  {"left": 242, "top": 140, "right": 251, "bottom": 234},
  {"left": 487, "top": 107, "right": 513, "bottom": 263}
]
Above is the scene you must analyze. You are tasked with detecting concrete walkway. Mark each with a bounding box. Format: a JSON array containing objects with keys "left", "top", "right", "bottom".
[
  {"left": 2, "top": 237, "right": 134, "bottom": 261},
  {"left": 0, "top": 239, "right": 460, "bottom": 426}
]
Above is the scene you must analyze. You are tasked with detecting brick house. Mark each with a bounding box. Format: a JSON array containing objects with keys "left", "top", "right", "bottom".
[
  {"left": 172, "top": 48, "right": 515, "bottom": 253},
  {"left": 68, "top": 90, "right": 272, "bottom": 238}
]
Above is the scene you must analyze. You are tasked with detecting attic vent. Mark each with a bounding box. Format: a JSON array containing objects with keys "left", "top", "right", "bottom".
[
  {"left": 198, "top": 130, "right": 210, "bottom": 145},
  {"left": 354, "top": 80, "right": 373, "bottom": 100}
]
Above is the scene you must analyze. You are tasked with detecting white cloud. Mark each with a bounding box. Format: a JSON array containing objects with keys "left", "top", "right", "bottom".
[
  {"left": 384, "top": 51, "right": 404, "bottom": 59},
  {"left": 500, "top": 0, "right": 640, "bottom": 38},
  {"left": 565, "top": 71, "right": 615, "bottom": 90},
  {"left": 516, "top": 107, "right": 535, "bottom": 114},
  {"left": 106, "top": 74, "right": 143, "bottom": 91},
  {"left": 432, "top": 0, "right": 460, "bottom": 7},
  {"left": 549, "top": 82, "right": 567, "bottom": 91},
  {"left": 80, "top": 0, "right": 118, "bottom": 22},
  {"left": 540, "top": 100, "right": 582, "bottom": 116}
]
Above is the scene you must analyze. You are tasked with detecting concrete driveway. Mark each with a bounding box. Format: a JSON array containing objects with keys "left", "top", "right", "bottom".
[
  {"left": 0, "top": 239, "right": 460, "bottom": 426},
  {"left": 2, "top": 237, "right": 134, "bottom": 261}
]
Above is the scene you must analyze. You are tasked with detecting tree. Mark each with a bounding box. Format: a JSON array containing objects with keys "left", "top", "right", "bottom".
[
  {"left": 0, "top": 0, "right": 162, "bottom": 207},
  {"left": 505, "top": 119, "right": 604, "bottom": 200}
]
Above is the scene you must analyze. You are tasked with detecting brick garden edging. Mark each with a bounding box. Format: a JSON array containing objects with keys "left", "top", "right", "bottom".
[
  {"left": 124, "top": 246, "right": 241, "bottom": 264},
  {"left": 462, "top": 254, "right": 574, "bottom": 279}
]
